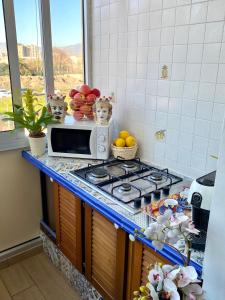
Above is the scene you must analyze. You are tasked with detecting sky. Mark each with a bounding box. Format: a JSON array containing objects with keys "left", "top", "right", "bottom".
[{"left": 0, "top": 0, "right": 82, "bottom": 47}]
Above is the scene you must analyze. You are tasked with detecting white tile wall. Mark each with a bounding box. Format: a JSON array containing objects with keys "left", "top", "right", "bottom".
[{"left": 91, "top": 0, "right": 225, "bottom": 178}]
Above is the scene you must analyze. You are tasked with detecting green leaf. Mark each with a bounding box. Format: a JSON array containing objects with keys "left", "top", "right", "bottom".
[{"left": 2, "top": 88, "right": 57, "bottom": 136}]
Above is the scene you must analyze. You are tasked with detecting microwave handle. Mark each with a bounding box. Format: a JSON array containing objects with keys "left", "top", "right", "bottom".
[{"left": 90, "top": 127, "right": 97, "bottom": 156}]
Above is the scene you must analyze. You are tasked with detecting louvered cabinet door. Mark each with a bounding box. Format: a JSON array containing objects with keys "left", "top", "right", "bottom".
[
  {"left": 54, "top": 183, "right": 82, "bottom": 273},
  {"left": 126, "top": 240, "right": 170, "bottom": 300},
  {"left": 85, "top": 204, "right": 127, "bottom": 300}
]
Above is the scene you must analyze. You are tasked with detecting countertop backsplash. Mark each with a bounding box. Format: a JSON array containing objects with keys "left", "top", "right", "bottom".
[{"left": 91, "top": 0, "right": 225, "bottom": 179}]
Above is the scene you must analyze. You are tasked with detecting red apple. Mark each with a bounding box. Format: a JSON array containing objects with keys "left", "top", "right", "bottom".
[
  {"left": 73, "top": 110, "right": 84, "bottom": 120},
  {"left": 90, "top": 88, "right": 100, "bottom": 98},
  {"left": 86, "top": 111, "right": 94, "bottom": 120},
  {"left": 80, "top": 84, "right": 91, "bottom": 95},
  {"left": 69, "top": 89, "right": 79, "bottom": 98},
  {"left": 74, "top": 92, "right": 85, "bottom": 100},
  {"left": 80, "top": 104, "right": 92, "bottom": 114},
  {"left": 86, "top": 93, "right": 97, "bottom": 103},
  {"left": 70, "top": 100, "right": 80, "bottom": 110},
  {"left": 74, "top": 98, "right": 85, "bottom": 106}
]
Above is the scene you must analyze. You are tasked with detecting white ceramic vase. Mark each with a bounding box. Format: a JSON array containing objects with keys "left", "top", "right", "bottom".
[{"left": 28, "top": 135, "right": 46, "bottom": 156}]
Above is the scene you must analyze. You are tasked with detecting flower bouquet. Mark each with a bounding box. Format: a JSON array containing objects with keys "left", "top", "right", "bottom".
[{"left": 133, "top": 207, "right": 204, "bottom": 300}]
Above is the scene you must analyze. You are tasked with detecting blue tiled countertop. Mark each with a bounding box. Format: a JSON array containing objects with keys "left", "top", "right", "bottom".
[{"left": 22, "top": 150, "right": 203, "bottom": 277}]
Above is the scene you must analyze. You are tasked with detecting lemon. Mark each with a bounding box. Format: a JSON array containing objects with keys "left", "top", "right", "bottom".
[
  {"left": 114, "top": 138, "right": 126, "bottom": 147},
  {"left": 125, "top": 136, "right": 136, "bottom": 147},
  {"left": 119, "top": 130, "right": 130, "bottom": 139}
]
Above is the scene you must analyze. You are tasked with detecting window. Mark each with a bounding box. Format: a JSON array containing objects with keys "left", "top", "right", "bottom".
[
  {"left": 0, "top": 0, "right": 87, "bottom": 150},
  {"left": 50, "top": 0, "right": 84, "bottom": 108},
  {"left": 0, "top": 0, "right": 14, "bottom": 132},
  {"left": 14, "top": 0, "right": 45, "bottom": 105}
]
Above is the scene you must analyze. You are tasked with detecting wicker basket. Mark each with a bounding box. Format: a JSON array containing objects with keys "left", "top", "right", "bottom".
[{"left": 111, "top": 143, "right": 138, "bottom": 160}]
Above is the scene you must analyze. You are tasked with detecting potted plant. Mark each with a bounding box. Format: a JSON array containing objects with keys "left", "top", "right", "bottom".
[{"left": 3, "top": 89, "right": 57, "bottom": 156}]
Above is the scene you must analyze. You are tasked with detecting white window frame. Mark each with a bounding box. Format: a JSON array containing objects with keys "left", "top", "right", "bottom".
[
  {"left": 38, "top": 0, "right": 91, "bottom": 94},
  {"left": 0, "top": 0, "right": 89, "bottom": 151},
  {"left": 0, "top": 0, "right": 28, "bottom": 151}
]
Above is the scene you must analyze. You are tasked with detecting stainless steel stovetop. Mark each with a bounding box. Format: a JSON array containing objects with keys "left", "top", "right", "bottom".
[{"left": 69, "top": 158, "right": 183, "bottom": 214}]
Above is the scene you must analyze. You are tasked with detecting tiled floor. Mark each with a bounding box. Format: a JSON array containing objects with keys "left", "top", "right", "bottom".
[{"left": 0, "top": 252, "right": 81, "bottom": 300}]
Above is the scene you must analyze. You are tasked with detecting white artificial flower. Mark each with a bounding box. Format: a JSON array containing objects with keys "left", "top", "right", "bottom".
[
  {"left": 170, "top": 214, "right": 189, "bottom": 226},
  {"left": 148, "top": 266, "right": 164, "bottom": 287},
  {"left": 181, "top": 220, "right": 200, "bottom": 235},
  {"left": 157, "top": 209, "right": 172, "bottom": 225},
  {"left": 162, "top": 265, "right": 180, "bottom": 281},
  {"left": 163, "top": 278, "right": 180, "bottom": 300},
  {"left": 144, "top": 223, "right": 166, "bottom": 250},
  {"left": 176, "top": 266, "right": 199, "bottom": 288},
  {"left": 182, "top": 283, "right": 204, "bottom": 300},
  {"left": 166, "top": 228, "right": 180, "bottom": 245},
  {"left": 146, "top": 283, "right": 160, "bottom": 300},
  {"left": 144, "top": 223, "right": 163, "bottom": 239},
  {"left": 170, "top": 291, "right": 181, "bottom": 300},
  {"left": 152, "top": 240, "right": 165, "bottom": 251}
]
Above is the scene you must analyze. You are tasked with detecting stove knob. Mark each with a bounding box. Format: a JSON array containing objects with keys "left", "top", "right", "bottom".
[
  {"left": 144, "top": 193, "right": 151, "bottom": 204},
  {"left": 163, "top": 186, "right": 170, "bottom": 196},
  {"left": 98, "top": 145, "right": 106, "bottom": 152},
  {"left": 98, "top": 135, "right": 106, "bottom": 142},
  {"left": 134, "top": 198, "right": 142, "bottom": 209},
  {"left": 153, "top": 190, "right": 161, "bottom": 200}
]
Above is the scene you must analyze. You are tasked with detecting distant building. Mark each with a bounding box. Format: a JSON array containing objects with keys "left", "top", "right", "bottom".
[{"left": 17, "top": 44, "right": 40, "bottom": 59}]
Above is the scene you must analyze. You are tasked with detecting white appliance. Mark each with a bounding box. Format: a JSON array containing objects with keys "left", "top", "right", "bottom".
[
  {"left": 47, "top": 116, "right": 113, "bottom": 160},
  {"left": 187, "top": 171, "right": 216, "bottom": 210}
]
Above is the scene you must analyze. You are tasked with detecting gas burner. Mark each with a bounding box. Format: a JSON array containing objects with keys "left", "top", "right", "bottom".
[
  {"left": 118, "top": 183, "right": 132, "bottom": 193},
  {"left": 90, "top": 168, "right": 108, "bottom": 179},
  {"left": 150, "top": 172, "right": 163, "bottom": 181},
  {"left": 122, "top": 161, "right": 136, "bottom": 169}
]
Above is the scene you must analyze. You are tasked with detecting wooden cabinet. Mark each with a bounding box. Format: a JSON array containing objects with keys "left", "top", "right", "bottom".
[
  {"left": 54, "top": 183, "right": 82, "bottom": 273},
  {"left": 52, "top": 182, "right": 173, "bottom": 300},
  {"left": 126, "top": 240, "right": 170, "bottom": 300},
  {"left": 84, "top": 204, "right": 127, "bottom": 300}
]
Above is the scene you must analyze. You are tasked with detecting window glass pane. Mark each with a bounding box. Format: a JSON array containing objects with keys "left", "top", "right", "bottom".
[
  {"left": 50, "top": 0, "right": 84, "bottom": 103},
  {"left": 0, "top": 1, "right": 14, "bottom": 132},
  {"left": 14, "top": 0, "right": 45, "bottom": 106}
]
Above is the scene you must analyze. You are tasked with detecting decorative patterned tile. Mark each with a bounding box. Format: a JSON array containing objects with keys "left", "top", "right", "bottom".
[{"left": 41, "top": 232, "right": 103, "bottom": 300}]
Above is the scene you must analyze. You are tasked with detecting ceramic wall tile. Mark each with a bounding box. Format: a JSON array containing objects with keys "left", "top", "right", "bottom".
[
  {"left": 190, "top": 2, "right": 208, "bottom": 24},
  {"left": 207, "top": 0, "right": 225, "bottom": 22},
  {"left": 91, "top": 0, "right": 225, "bottom": 178},
  {"left": 205, "top": 22, "right": 224, "bottom": 43}
]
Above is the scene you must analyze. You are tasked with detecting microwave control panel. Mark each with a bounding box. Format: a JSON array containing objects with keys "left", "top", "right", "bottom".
[{"left": 96, "top": 126, "right": 110, "bottom": 159}]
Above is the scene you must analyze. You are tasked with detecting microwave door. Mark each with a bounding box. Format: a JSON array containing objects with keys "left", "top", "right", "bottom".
[{"left": 50, "top": 128, "right": 92, "bottom": 157}]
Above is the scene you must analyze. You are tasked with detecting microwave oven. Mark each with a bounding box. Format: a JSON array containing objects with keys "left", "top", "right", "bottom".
[{"left": 47, "top": 116, "right": 113, "bottom": 159}]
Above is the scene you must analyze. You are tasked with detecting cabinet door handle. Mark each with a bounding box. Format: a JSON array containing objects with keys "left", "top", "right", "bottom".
[
  {"left": 114, "top": 223, "right": 119, "bottom": 230},
  {"left": 129, "top": 234, "right": 135, "bottom": 242}
]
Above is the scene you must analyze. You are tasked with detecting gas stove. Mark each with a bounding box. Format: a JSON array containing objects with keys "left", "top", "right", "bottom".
[{"left": 69, "top": 158, "right": 183, "bottom": 214}]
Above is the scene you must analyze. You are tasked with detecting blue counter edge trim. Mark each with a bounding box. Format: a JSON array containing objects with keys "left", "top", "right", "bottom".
[{"left": 22, "top": 150, "right": 202, "bottom": 277}]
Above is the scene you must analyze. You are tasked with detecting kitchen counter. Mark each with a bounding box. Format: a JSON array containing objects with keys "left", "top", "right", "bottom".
[{"left": 22, "top": 150, "right": 204, "bottom": 276}]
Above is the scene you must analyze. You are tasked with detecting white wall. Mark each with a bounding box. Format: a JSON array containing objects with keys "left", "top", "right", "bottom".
[
  {"left": 0, "top": 149, "right": 42, "bottom": 251},
  {"left": 203, "top": 121, "right": 225, "bottom": 299},
  {"left": 91, "top": 0, "right": 225, "bottom": 178}
]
